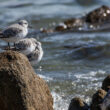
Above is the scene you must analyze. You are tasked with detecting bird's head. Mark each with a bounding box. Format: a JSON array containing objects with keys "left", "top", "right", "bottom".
[{"left": 18, "top": 20, "right": 28, "bottom": 28}]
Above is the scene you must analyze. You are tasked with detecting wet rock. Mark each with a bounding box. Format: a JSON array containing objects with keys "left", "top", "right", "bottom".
[
  {"left": 68, "top": 97, "right": 89, "bottom": 110},
  {"left": 54, "top": 18, "right": 84, "bottom": 32},
  {"left": 0, "top": 51, "right": 53, "bottom": 110},
  {"left": 100, "top": 90, "right": 110, "bottom": 110},
  {"left": 55, "top": 23, "right": 67, "bottom": 31},
  {"left": 102, "top": 75, "right": 110, "bottom": 92},
  {"left": 39, "top": 5, "right": 110, "bottom": 34},
  {"left": 40, "top": 28, "right": 54, "bottom": 33},
  {"left": 90, "top": 89, "right": 107, "bottom": 110},
  {"left": 86, "top": 5, "right": 110, "bottom": 24},
  {"left": 64, "top": 18, "right": 84, "bottom": 29}
]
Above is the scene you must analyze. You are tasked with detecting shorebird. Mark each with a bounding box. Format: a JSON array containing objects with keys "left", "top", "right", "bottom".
[
  {"left": 27, "top": 41, "right": 43, "bottom": 65},
  {"left": 0, "top": 20, "right": 28, "bottom": 49},
  {"left": 15, "top": 38, "right": 37, "bottom": 55}
]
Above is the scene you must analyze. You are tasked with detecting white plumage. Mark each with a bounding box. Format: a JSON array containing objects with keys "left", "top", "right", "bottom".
[
  {"left": 15, "top": 38, "right": 37, "bottom": 55},
  {"left": 27, "top": 41, "right": 43, "bottom": 65},
  {"left": 0, "top": 20, "right": 28, "bottom": 47}
]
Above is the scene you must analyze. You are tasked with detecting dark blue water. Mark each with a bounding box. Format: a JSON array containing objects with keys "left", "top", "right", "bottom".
[{"left": 0, "top": 0, "right": 110, "bottom": 109}]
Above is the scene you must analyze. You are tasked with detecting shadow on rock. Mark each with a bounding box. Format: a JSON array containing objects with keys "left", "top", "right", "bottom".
[
  {"left": 68, "top": 75, "right": 110, "bottom": 110},
  {"left": 102, "top": 75, "right": 110, "bottom": 92},
  {"left": 68, "top": 97, "right": 89, "bottom": 110},
  {"left": 90, "top": 89, "right": 107, "bottom": 110}
]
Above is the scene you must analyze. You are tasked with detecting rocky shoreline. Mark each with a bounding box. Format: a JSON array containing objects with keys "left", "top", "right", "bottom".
[
  {"left": 0, "top": 51, "right": 110, "bottom": 110},
  {"left": 68, "top": 75, "right": 110, "bottom": 110}
]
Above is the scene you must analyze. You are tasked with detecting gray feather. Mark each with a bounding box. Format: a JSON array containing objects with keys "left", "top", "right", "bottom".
[{"left": 3, "top": 27, "right": 22, "bottom": 38}]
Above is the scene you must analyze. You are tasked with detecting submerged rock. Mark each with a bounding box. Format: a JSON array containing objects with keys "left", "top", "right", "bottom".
[
  {"left": 90, "top": 89, "right": 107, "bottom": 110},
  {"left": 68, "top": 97, "right": 89, "bottom": 110},
  {"left": 102, "top": 75, "right": 110, "bottom": 92},
  {"left": 86, "top": 5, "right": 110, "bottom": 24},
  {"left": 0, "top": 51, "right": 53, "bottom": 110}
]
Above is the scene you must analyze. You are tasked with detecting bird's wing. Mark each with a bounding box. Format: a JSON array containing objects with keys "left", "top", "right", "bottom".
[
  {"left": 3, "top": 26, "right": 22, "bottom": 38},
  {"left": 15, "top": 39, "right": 31, "bottom": 50},
  {"left": 15, "top": 41, "right": 30, "bottom": 50}
]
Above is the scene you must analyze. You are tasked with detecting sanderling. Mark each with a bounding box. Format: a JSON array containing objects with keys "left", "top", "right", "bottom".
[
  {"left": 15, "top": 38, "right": 37, "bottom": 55},
  {"left": 27, "top": 41, "right": 43, "bottom": 65},
  {"left": 0, "top": 20, "right": 28, "bottom": 48}
]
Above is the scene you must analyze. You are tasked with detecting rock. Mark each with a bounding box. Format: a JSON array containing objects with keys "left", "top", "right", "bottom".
[
  {"left": 55, "top": 23, "right": 67, "bottom": 31},
  {"left": 100, "top": 90, "right": 110, "bottom": 110},
  {"left": 40, "top": 28, "right": 54, "bottom": 33},
  {"left": 54, "top": 18, "right": 84, "bottom": 32},
  {"left": 68, "top": 97, "right": 89, "bottom": 110},
  {"left": 102, "top": 75, "right": 110, "bottom": 92},
  {"left": 64, "top": 18, "right": 84, "bottom": 29},
  {"left": 90, "top": 89, "right": 107, "bottom": 110},
  {"left": 0, "top": 51, "right": 53, "bottom": 110},
  {"left": 86, "top": 5, "right": 110, "bottom": 24}
]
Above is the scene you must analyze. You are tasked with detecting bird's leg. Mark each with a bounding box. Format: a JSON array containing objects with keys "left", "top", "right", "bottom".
[
  {"left": 8, "top": 42, "right": 10, "bottom": 50},
  {"left": 14, "top": 43, "right": 16, "bottom": 50}
]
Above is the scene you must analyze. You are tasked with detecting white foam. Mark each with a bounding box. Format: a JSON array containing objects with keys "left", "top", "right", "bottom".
[
  {"left": 52, "top": 91, "right": 68, "bottom": 110},
  {"left": 74, "top": 70, "right": 106, "bottom": 80}
]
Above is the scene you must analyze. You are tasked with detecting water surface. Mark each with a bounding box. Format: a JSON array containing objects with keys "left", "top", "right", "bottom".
[{"left": 0, "top": 0, "right": 110, "bottom": 110}]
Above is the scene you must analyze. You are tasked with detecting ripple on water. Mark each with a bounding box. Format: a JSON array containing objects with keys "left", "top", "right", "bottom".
[{"left": 1, "top": 1, "right": 110, "bottom": 110}]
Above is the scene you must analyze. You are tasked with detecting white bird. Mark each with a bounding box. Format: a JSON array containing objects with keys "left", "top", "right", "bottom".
[
  {"left": 15, "top": 38, "right": 37, "bottom": 55},
  {"left": 27, "top": 41, "right": 43, "bottom": 65},
  {"left": 0, "top": 20, "right": 28, "bottom": 48}
]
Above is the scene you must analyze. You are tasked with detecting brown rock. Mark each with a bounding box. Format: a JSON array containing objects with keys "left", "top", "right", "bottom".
[
  {"left": 90, "top": 89, "right": 107, "bottom": 110},
  {"left": 102, "top": 75, "right": 110, "bottom": 92},
  {"left": 40, "top": 28, "right": 54, "bottom": 33},
  {"left": 0, "top": 51, "right": 53, "bottom": 110},
  {"left": 86, "top": 5, "right": 110, "bottom": 24},
  {"left": 64, "top": 18, "right": 84, "bottom": 29},
  {"left": 68, "top": 97, "right": 89, "bottom": 110},
  {"left": 55, "top": 23, "right": 67, "bottom": 31}
]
